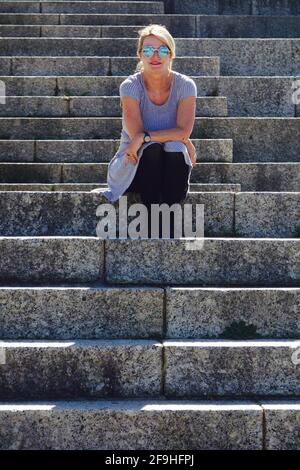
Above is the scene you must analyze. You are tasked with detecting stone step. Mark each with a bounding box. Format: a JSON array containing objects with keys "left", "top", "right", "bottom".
[
  {"left": 0, "top": 96, "right": 228, "bottom": 118},
  {"left": 1, "top": 12, "right": 299, "bottom": 39},
  {"left": 0, "top": 285, "right": 299, "bottom": 340},
  {"left": 262, "top": 402, "right": 300, "bottom": 450},
  {"left": 235, "top": 192, "right": 300, "bottom": 238},
  {"left": 164, "top": 340, "right": 300, "bottom": 398},
  {"left": 0, "top": 118, "right": 298, "bottom": 162},
  {"left": 2, "top": 398, "right": 300, "bottom": 450},
  {"left": 192, "top": 163, "right": 300, "bottom": 192},
  {"left": 0, "top": 191, "right": 236, "bottom": 238},
  {"left": 0, "top": 339, "right": 162, "bottom": 399},
  {"left": 0, "top": 138, "right": 233, "bottom": 163},
  {"left": 0, "top": 75, "right": 296, "bottom": 118},
  {"left": 0, "top": 191, "right": 299, "bottom": 238},
  {"left": 0, "top": 38, "right": 298, "bottom": 76},
  {"left": 196, "top": 15, "right": 300, "bottom": 38},
  {"left": 0, "top": 237, "right": 299, "bottom": 286},
  {"left": 0, "top": 162, "right": 298, "bottom": 192},
  {"left": 1, "top": 16, "right": 300, "bottom": 38},
  {"left": 0, "top": 236, "right": 104, "bottom": 284},
  {"left": 0, "top": 399, "right": 263, "bottom": 450},
  {"left": 3, "top": 0, "right": 163, "bottom": 1},
  {"left": 0, "top": 56, "right": 220, "bottom": 76},
  {"left": 1, "top": 339, "right": 300, "bottom": 399},
  {"left": 3, "top": 0, "right": 300, "bottom": 16},
  {"left": 0, "top": 285, "right": 164, "bottom": 339},
  {"left": 173, "top": 0, "right": 300, "bottom": 15},
  {"left": 166, "top": 287, "right": 300, "bottom": 339},
  {"left": 0, "top": 2, "right": 165, "bottom": 14},
  {"left": 105, "top": 238, "right": 300, "bottom": 286},
  {"left": 0, "top": 182, "right": 240, "bottom": 192}
]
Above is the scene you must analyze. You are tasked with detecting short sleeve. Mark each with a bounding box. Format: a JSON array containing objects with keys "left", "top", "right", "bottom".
[
  {"left": 179, "top": 76, "right": 197, "bottom": 101},
  {"left": 119, "top": 76, "right": 141, "bottom": 103}
]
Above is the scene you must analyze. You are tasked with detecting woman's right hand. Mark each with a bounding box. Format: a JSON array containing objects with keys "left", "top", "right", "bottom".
[
  {"left": 125, "top": 151, "right": 138, "bottom": 166},
  {"left": 124, "top": 133, "right": 144, "bottom": 166},
  {"left": 185, "top": 139, "right": 197, "bottom": 168}
]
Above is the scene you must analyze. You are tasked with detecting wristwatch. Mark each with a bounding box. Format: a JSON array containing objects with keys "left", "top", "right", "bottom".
[{"left": 143, "top": 131, "right": 151, "bottom": 143}]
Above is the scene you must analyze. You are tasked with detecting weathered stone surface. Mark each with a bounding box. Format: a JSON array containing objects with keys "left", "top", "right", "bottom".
[
  {"left": 0, "top": 2, "right": 40, "bottom": 13},
  {"left": 42, "top": 2, "right": 164, "bottom": 14},
  {"left": 36, "top": 139, "right": 118, "bottom": 163},
  {"left": 0, "top": 140, "right": 34, "bottom": 162},
  {"left": 262, "top": 401, "right": 300, "bottom": 450},
  {"left": 0, "top": 97, "right": 69, "bottom": 117},
  {"left": 12, "top": 56, "right": 111, "bottom": 76},
  {"left": 173, "top": 0, "right": 300, "bottom": 15},
  {"left": 0, "top": 38, "right": 298, "bottom": 75},
  {"left": 0, "top": 286, "right": 164, "bottom": 339},
  {"left": 0, "top": 57, "right": 10, "bottom": 74},
  {"left": 0, "top": 117, "right": 298, "bottom": 162},
  {"left": 0, "top": 75, "right": 295, "bottom": 117},
  {"left": 105, "top": 239, "right": 300, "bottom": 286},
  {"left": 0, "top": 163, "right": 106, "bottom": 182},
  {"left": 0, "top": 400, "right": 263, "bottom": 450},
  {"left": 164, "top": 340, "right": 300, "bottom": 397},
  {"left": 0, "top": 138, "right": 232, "bottom": 164},
  {"left": 0, "top": 340, "right": 162, "bottom": 398},
  {"left": 0, "top": 76, "right": 56, "bottom": 96},
  {"left": 194, "top": 118, "right": 300, "bottom": 162},
  {"left": 235, "top": 192, "right": 300, "bottom": 237},
  {"left": 196, "top": 15, "right": 300, "bottom": 38},
  {"left": 0, "top": 13, "right": 59, "bottom": 25},
  {"left": 0, "top": 25, "right": 41, "bottom": 37},
  {"left": 0, "top": 2, "right": 164, "bottom": 14},
  {"left": 0, "top": 96, "right": 227, "bottom": 117},
  {"left": 166, "top": 287, "right": 300, "bottom": 339},
  {"left": 0, "top": 237, "right": 104, "bottom": 284},
  {"left": 191, "top": 162, "right": 300, "bottom": 191},
  {"left": 8, "top": 56, "right": 219, "bottom": 76},
  {"left": 0, "top": 182, "right": 240, "bottom": 192}
]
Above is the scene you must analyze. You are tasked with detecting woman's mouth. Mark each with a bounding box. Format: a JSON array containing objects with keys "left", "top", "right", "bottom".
[{"left": 150, "top": 62, "right": 162, "bottom": 65}]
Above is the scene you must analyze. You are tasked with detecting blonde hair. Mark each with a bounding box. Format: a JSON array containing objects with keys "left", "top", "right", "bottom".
[{"left": 134, "top": 24, "right": 176, "bottom": 73}]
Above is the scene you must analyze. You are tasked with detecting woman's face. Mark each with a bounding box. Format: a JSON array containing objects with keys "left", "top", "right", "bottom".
[{"left": 139, "top": 35, "right": 171, "bottom": 74}]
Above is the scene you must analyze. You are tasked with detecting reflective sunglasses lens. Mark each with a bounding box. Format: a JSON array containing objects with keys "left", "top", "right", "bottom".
[
  {"left": 158, "top": 46, "right": 169, "bottom": 58},
  {"left": 142, "top": 46, "right": 154, "bottom": 58}
]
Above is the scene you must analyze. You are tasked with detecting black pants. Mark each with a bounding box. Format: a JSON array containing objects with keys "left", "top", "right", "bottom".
[{"left": 125, "top": 142, "right": 190, "bottom": 238}]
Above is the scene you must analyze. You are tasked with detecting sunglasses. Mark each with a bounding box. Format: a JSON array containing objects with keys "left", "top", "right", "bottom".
[{"left": 142, "top": 45, "right": 170, "bottom": 59}]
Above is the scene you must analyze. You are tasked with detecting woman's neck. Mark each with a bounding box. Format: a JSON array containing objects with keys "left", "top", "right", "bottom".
[{"left": 141, "top": 70, "right": 173, "bottom": 94}]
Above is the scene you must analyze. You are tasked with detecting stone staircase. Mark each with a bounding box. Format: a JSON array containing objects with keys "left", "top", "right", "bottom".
[{"left": 0, "top": 0, "right": 299, "bottom": 450}]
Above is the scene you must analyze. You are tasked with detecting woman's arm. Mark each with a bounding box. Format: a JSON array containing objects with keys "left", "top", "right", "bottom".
[
  {"left": 146, "top": 127, "right": 188, "bottom": 144},
  {"left": 147, "top": 96, "right": 196, "bottom": 144},
  {"left": 121, "top": 97, "right": 144, "bottom": 141}
]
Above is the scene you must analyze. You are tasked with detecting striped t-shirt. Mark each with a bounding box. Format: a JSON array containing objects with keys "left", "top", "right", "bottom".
[{"left": 102, "top": 70, "right": 197, "bottom": 203}]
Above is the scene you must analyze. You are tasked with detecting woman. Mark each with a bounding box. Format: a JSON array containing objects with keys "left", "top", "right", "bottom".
[{"left": 92, "top": 24, "right": 197, "bottom": 238}]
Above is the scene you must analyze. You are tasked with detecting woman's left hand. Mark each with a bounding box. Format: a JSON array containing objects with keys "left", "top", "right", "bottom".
[{"left": 124, "top": 133, "right": 144, "bottom": 166}]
